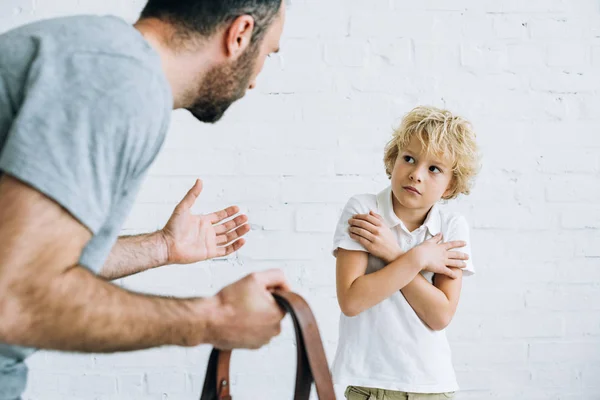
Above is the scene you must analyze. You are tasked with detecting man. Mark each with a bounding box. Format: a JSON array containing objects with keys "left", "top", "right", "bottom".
[{"left": 0, "top": 1, "right": 288, "bottom": 398}]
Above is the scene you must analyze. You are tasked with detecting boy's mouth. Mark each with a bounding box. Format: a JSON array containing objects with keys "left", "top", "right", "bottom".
[{"left": 403, "top": 186, "right": 421, "bottom": 195}]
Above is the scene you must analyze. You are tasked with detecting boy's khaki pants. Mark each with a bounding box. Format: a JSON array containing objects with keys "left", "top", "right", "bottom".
[{"left": 345, "top": 385, "right": 455, "bottom": 400}]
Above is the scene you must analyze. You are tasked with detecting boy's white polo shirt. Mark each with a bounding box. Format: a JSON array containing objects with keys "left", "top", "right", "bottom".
[{"left": 331, "top": 186, "right": 474, "bottom": 393}]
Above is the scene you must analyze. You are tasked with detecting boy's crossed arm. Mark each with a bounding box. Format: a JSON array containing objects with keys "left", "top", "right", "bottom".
[{"left": 338, "top": 211, "right": 467, "bottom": 329}]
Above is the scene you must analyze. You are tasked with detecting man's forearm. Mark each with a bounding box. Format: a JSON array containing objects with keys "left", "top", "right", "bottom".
[
  {"left": 1, "top": 265, "right": 215, "bottom": 352},
  {"left": 100, "top": 231, "right": 169, "bottom": 280},
  {"left": 401, "top": 274, "right": 452, "bottom": 330}
]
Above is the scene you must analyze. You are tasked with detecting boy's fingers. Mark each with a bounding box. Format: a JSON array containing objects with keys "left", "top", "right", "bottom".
[
  {"left": 350, "top": 233, "right": 371, "bottom": 247},
  {"left": 446, "top": 259, "right": 467, "bottom": 268},
  {"left": 349, "top": 218, "right": 377, "bottom": 233},
  {"left": 447, "top": 251, "right": 469, "bottom": 260},
  {"left": 349, "top": 226, "right": 375, "bottom": 242},
  {"left": 353, "top": 213, "right": 381, "bottom": 227},
  {"left": 426, "top": 233, "right": 442, "bottom": 242},
  {"left": 444, "top": 240, "right": 467, "bottom": 250},
  {"left": 369, "top": 210, "right": 384, "bottom": 221},
  {"left": 444, "top": 268, "right": 458, "bottom": 279}
]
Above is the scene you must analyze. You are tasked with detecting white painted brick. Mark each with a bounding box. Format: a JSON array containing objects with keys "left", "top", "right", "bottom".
[
  {"left": 482, "top": 313, "right": 565, "bottom": 338},
  {"left": 452, "top": 342, "right": 528, "bottom": 366},
  {"left": 239, "top": 231, "right": 329, "bottom": 260},
  {"left": 66, "top": 374, "right": 117, "bottom": 396},
  {"left": 593, "top": 46, "right": 600, "bottom": 67},
  {"left": 370, "top": 38, "right": 412, "bottom": 67},
  {"left": 146, "top": 372, "right": 186, "bottom": 394},
  {"left": 530, "top": 17, "right": 587, "bottom": 40},
  {"left": 295, "top": 204, "right": 341, "bottom": 232},
  {"left": 564, "top": 311, "right": 600, "bottom": 337},
  {"left": 241, "top": 149, "right": 334, "bottom": 176},
  {"left": 259, "top": 68, "right": 335, "bottom": 94},
  {"left": 492, "top": 15, "right": 529, "bottom": 39},
  {"left": 531, "top": 69, "right": 599, "bottom": 93},
  {"left": 460, "top": 44, "right": 508, "bottom": 72},
  {"left": 582, "top": 364, "right": 600, "bottom": 390},
  {"left": 284, "top": 8, "right": 348, "bottom": 39},
  {"left": 537, "top": 148, "right": 600, "bottom": 174},
  {"left": 334, "top": 149, "right": 385, "bottom": 175},
  {"left": 531, "top": 367, "right": 582, "bottom": 389},
  {"left": 561, "top": 206, "right": 600, "bottom": 229},
  {"left": 563, "top": 92, "right": 600, "bottom": 120},
  {"left": 525, "top": 285, "right": 600, "bottom": 311},
  {"left": 529, "top": 341, "right": 600, "bottom": 364},
  {"left": 247, "top": 204, "right": 294, "bottom": 231},
  {"left": 116, "top": 374, "right": 144, "bottom": 395},
  {"left": 484, "top": 0, "right": 569, "bottom": 13},
  {"left": 547, "top": 43, "right": 590, "bottom": 67},
  {"left": 575, "top": 231, "right": 600, "bottom": 258},
  {"left": 414, "top": 40, "right": 461, "bottom": 70},
  {"left": 546, "top": 175, "right": 600, "bottom": 203},
  {"left": 281, "top": 177, "right": 379, "bottom": 203},
  {"left": 324, "top": 39, "right": 369, "bottom": 67},
  {"left": 507, "top": 43, "right": 546, "bottom": 67}
]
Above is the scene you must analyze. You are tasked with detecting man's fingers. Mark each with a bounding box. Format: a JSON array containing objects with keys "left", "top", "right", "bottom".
[
  {"left": 348, "top": 226, "right": 375, "bottom": 242},
  {"left": 216, "top": 223, "right": 250, "bottom": 245},
  {"left": 253, "top": 268, "right": 290, "bottom": 292},
  {"left": 444, "top": 240, "right": 467, "bottom": 250},
  {"left": 214, "top": 214, "right": 248, "bottom": 234},
  {"left": 175, "top": 179, "right": 203, "bottom": 212},
  {"left": 219, "top": 238, "right": 246, "bottom": 256},
  {"left": 447, "top": 251, "right": 469, "bottom": 260},
  {"left": 208, "top": 205, "right": 240, "bottom": 224}
]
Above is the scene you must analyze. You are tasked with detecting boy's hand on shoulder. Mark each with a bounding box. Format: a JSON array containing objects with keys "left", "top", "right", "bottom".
[
  {"left": 410, "top": 234, "right": 468, "bottom": 279},
  {"left": 348, "top": 211, "right": 402, "bottom": 264}
]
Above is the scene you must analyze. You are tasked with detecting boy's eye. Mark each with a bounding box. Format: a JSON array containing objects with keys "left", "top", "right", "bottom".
[
  {"left": 429, "top": 165, "right": 442, "bottom": 173},
  {"left": 403, "top": 155, "right": 415, "bottom": 164}
]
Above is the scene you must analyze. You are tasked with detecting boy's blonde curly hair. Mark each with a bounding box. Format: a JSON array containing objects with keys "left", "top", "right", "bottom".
[{"left": 383, "top": 106, "right": 480, "bottom": 200}]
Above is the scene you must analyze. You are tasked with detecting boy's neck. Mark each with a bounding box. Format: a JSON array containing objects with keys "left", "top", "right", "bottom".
[{"left": 391, "top": 195, "right": 433, "bottom": 232}]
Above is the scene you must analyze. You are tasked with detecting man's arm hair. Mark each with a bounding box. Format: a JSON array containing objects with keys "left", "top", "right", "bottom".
[
  {"left": 0, "top": 175, "right": 214, "bottom": 352},
  {"left": 100, "top": 232, "right": 169, "bottom": 281}
]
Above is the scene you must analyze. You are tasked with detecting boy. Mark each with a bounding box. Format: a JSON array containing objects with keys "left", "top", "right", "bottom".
[{"left": 332, "top": 106, "right": 480, "bottom": 399}]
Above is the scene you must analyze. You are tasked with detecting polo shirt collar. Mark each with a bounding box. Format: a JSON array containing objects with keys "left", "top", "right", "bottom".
[{"left": 376, "top": 185, "right": 442, "bottom": 235}]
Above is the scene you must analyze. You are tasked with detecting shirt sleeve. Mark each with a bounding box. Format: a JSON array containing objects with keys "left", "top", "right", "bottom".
[
  {"left": 446, "top": 215, "right": 475, "bottom": 277},
  {"left": 0, "top": 51, "right": 167, "bottom": 234},
  {"left": 332, "top": 195, "right": 374, "bottom": 257}
]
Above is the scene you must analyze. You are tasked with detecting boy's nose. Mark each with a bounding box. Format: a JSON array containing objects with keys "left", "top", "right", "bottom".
[{"left": 409, "top": 170, "right": 423, "bottom": 183}]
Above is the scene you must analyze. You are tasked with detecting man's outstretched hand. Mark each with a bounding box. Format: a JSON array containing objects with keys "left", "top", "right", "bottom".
[{"left": 161, "top": 179, "right": 250, "bottom": 264}]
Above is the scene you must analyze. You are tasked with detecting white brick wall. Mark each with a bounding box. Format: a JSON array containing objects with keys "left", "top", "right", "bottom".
[{"left": 1, "top": 0, "right": 599, "bottom": 399}]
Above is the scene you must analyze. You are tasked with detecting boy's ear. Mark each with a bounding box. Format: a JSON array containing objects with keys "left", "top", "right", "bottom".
[{"left": 442, "top": 178, "right": 457, "bottom": 199}]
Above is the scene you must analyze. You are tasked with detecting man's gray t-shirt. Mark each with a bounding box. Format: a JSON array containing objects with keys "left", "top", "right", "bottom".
[{"left": 0, "top": 15, "right": 172, "bottom": 399}]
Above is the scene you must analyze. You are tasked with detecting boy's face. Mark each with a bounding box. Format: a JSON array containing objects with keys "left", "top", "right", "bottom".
[{"left": 390, "top": 136, "right": 454, "bottom": 212}]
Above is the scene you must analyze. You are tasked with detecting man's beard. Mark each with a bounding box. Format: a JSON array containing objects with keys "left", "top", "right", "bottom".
[{"left": 187, "top": 44, "right": 259, "bottom": 123}]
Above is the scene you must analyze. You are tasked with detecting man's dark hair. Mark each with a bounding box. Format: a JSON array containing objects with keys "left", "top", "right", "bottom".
[{"left": 140, "top": 0, "right": 282, "bottom": 45}]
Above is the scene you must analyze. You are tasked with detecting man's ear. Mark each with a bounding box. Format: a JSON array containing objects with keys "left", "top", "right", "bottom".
[{"left": 224, "top": 15, "right": 254, "bottom": 58}]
